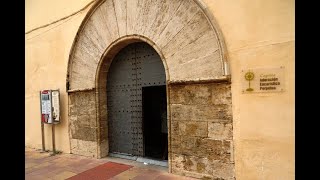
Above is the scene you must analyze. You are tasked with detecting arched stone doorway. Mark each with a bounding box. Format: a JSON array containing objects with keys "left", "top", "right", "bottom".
[
  {"left": 67, "top": 0, "right": 234, "bottom": 178},
  {"left": 107, "top": 42, "right": 168, "bottom": 160}
]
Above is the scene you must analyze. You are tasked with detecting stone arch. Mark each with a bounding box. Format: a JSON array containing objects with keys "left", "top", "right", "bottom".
[
  {"left": 67, "top": 0, "right": 230, "bottom": 90},
  {"left": 95, "top": 35, "right": 169, "bottom": 159},
  {"left": 67, "top": 0, "right": 234, "bottom": 178}
]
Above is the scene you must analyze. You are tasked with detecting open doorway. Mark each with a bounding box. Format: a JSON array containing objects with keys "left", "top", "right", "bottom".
[
  {"left": 142, "top": 85, "right": 168, "bottom": 160},
  {"left": 107, "top": 42, "right": 167, "bottom": 166}
]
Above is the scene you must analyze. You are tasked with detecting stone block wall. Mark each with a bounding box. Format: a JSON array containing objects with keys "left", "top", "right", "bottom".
[
  {"left": 68, "top": 90, "right": 97, "bottom": 157},
  {"left": 67, "top": 82, "right": 234, "bottom": 179},
  {"left": 169, "top": 82, "right": 234, "bottom": 179}
]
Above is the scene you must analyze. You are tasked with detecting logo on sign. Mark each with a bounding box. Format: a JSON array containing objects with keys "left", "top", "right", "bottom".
[{"left": 244, "top": 71, "right": 255, "bottom": 92}]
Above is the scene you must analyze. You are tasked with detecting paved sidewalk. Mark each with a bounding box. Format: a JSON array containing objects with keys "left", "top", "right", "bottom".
[{"left": 25, "top": 147, "right": 196, "bottom": 180}]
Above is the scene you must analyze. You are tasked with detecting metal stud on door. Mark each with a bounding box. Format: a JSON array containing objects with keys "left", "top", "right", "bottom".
[{"left": 107, "top": 42, "right": 166, "bottom": 157}]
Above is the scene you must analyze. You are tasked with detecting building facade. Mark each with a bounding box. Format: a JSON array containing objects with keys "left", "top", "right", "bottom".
[{"left": 26, "top": 0, "right": 295, "bottom": 179}]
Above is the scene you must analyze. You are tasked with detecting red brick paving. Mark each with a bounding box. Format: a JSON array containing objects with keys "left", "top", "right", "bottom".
[
  {"left": 67, "top": 162, "right": 133, "bottom": 180},
  {"left": 25, "top": 147, "right": 197, "bottom": 180}
]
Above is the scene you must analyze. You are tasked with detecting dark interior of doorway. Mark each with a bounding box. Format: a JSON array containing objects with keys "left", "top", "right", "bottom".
[{"left": 142, "top": 85, "right": 168, "bottom": 160}]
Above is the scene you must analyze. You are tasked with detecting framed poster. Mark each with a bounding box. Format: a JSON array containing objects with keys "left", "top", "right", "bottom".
[
  {"left": 51, "top": 90, "right": 60, "bottom": 123},
  {"left": 40, "top": 90, "right": 52, "bottom": 124}
]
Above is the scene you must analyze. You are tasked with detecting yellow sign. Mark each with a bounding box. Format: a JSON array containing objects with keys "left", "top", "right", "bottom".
[{"left": 241, "top": 67, "right": 285, "bottom": 93}]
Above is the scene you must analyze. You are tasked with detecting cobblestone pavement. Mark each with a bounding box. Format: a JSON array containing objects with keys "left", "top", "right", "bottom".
[{"left": 25, "top": 147, "right": 196, "bottom": 180}]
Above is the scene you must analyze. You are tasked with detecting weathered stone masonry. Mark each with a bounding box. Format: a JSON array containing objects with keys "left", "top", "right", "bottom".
[
  {"left": 67, "top": 82, "right": 235, "bottom": 179},
  {"left": 66, "top": 0, "right": 234, "bottom": 178},
  {"left": 169, "top": 82, "right": 234, "bottom": 179},
  {"left": 68, "top": 90, "right": 98, "bottom": 157}
]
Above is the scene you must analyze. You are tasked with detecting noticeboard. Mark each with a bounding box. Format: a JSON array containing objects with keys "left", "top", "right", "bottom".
[
  {"left": 51, "top": 90, "right": 60, "bottom": 122},
  {"left": 40, "top": 90, "right": 61, "bottom": 124}
]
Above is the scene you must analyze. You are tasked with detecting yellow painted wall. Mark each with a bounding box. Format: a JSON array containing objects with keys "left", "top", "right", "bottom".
[
  {"left": 202, "top": 0, "right": 294, "bottom": 179},
  {"left": 25, "top": 0, "right": 93, "bottom": 152},
  {"left": 25, "top": 0, "right": 294, "bottom": 179}
]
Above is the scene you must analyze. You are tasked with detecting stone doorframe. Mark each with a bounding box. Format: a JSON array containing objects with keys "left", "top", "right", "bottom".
[
  {"left": 67, "top": 0, "right": 234, "bottom": 178},
  {"left": 95, "top": 35, "right": 170, "bottom": 159}
]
